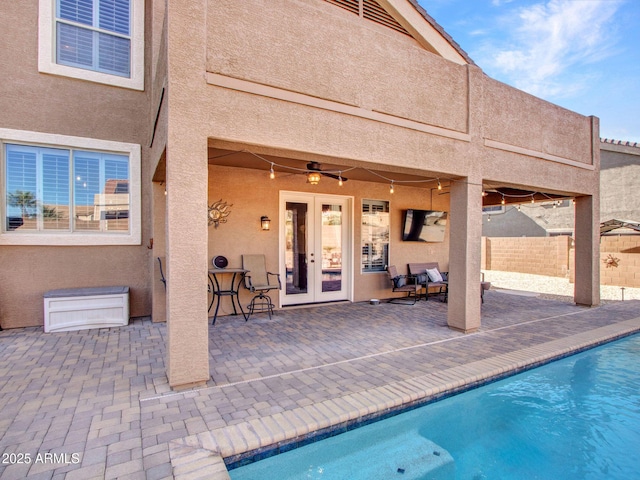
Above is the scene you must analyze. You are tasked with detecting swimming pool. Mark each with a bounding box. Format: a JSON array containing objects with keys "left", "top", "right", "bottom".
[{"left": 229, "top": 334, "right": 640, "bottom": 479}]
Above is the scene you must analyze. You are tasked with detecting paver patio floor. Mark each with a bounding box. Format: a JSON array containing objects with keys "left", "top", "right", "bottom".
[{"left": 0, "top": 291, "right": 639, "bottom": 479}]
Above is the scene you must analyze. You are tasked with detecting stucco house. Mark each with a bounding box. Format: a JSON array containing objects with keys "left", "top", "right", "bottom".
[{"left": 1, "top": 0, "right": 600, "bottom": 389}]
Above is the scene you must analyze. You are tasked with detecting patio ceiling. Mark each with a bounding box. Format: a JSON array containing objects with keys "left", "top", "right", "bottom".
[
  {"left": 482, "top": 186, "right": 568, "bottom": 208},
  {"left": 207, "top": 147, "right": 454, "bottom": 190},
  {"left": 206, "top": 147, "right": 573, "bottom": 208}
]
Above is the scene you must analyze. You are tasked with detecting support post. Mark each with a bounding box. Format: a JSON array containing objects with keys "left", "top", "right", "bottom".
[
  {"left": 574, "top": 195, "right": 600, "bottom": 306},
  {"left": 165, "top": 0, "right": 210, "bottom": 389},
  {"left": 447, "top": 178, "right": 483, "bottom": 333}
]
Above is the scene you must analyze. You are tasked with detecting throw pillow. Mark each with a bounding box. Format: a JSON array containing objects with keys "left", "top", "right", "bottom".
[
  {"left": 426, "top": 268, "right": 443, "bottom": 282},
  {"left": 416, "top": 274, "right": 427, "bottom": 284},
  {"left": 393, "top": 276, "right": 406, "bottom": 288}
]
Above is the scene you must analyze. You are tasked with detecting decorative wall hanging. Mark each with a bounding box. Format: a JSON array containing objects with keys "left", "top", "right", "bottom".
[{"left": 208, "top": 199, "right": 232, "bottom": 228}]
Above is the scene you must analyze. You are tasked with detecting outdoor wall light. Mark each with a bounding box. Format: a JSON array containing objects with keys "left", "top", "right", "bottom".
[{"left": 261, "top": 216, "right": 271, "bottom": 231}]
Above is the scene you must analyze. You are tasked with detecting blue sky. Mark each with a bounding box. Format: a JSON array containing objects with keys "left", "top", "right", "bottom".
[{"left": 418, "top": 0, "right": 640, "bottom": 142}]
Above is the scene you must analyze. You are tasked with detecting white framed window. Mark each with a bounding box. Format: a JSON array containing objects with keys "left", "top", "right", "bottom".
[
  {"left": 38, "top": 0, "right": 145, "bottom": 90},
  {"left": 362, "top": 199, "right": 389, "bottom": 272},
  {"left": 0, "top": 128, "right": 141, "bottom": 246}
]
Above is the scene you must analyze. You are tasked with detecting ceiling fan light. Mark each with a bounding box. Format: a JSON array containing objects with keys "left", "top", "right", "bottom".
[{"left": 307, "top": 172, "right": 321, "bottom": 185}]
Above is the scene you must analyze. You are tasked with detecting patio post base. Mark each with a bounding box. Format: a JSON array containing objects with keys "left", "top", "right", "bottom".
[
  {"left": 447, "top": 325, "right": 479, "bottom": 334},
  {"left": 170, "top": 379, "right": 208, "bottom": 392}
]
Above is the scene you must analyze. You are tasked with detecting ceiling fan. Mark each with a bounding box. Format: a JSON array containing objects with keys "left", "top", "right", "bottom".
[{"left": 306, "top": 162, "right": 348, "bottom": 182}]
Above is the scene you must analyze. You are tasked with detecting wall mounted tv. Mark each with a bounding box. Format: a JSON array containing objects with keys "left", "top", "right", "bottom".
[{"left": 402, "top": 209, "right": 448, "bottom": 242}]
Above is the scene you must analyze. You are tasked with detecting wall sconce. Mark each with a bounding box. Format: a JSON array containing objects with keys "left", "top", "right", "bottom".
[
  {"left": 307, "top": 172, "right": 321, "bottom": 185},
  {"left": 261, "top": 215, "right": 271, "bottom": 231}
]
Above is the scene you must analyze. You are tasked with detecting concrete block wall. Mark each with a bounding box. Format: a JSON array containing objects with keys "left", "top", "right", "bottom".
[
  {"left": 569, "top": 236, "right": 640, "bottom": 288},
  {"left": 600, "top": 235, "right": 640, "bottom": 254},
  {"left": 600, "top": 253, "right": 640, "bottom": 287},
  {"left": 484, "top": 235, "right": 640, "bottom": 288},
  {"left": 483, "top": 236, "right": 571, "bottom": 277}
]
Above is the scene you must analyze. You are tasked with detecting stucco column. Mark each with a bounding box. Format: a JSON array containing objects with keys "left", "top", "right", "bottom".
[
  {"left": 574, "top": 195, "right": 600, "bottom": 306},
  {"left": 447, "top": 178, "right": 483, "bottom": 333},
  {"left": 165, "top": 0, "right": 209, "bottom": 389},
  {"left": 151, "top": 182, "right": 166, "bottom": 324},
  {"left": 165, "top": 141, "right": 209, "bottom": 389}
]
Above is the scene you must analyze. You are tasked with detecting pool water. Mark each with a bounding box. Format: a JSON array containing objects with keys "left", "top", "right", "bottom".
[{"left": 229, "top": 334, "right": 640, "bottom": 479}]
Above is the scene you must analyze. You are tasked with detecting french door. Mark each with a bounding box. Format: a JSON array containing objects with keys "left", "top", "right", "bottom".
[{"left": 280, "top": 192, "right": 352, "bottom": 306}]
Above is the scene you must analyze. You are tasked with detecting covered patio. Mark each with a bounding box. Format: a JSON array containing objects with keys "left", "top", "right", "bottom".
[{"left": 0, "top": 292, "right": 638, "bottom": 478}]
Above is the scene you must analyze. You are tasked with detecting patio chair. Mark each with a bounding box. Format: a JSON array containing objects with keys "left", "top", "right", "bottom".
[
  {"left": 481, "top": 273, "right": 491, "bottom": 303},
  {"left": 387, "top": 265, "right": 420, "bottom": 305},
  {"left": 242, "top": 254, "right": 281, "bottom": 319}
]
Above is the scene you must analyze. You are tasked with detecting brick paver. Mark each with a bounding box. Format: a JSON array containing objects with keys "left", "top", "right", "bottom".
[{"left": 0, "top": 292, "right": 638, "bottom": 478}]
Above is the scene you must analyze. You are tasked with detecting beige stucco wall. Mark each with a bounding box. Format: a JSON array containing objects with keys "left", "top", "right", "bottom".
[
  {"left": 207, "top": 0, "right": 469, "bottom": 134},
  {"left": 0, "top": 1, "right": 152, "bottom": 328},
  {"left": 482, "top": 77, "right": 594, "bottom": 166}
]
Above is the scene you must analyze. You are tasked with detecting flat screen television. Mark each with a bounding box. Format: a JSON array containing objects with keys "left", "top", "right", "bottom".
[{"left": 402, "top": 209, "right": 448, "bottom": 242}]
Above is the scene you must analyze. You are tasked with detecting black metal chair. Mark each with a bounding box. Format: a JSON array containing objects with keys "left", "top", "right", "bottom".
[
  {"left": 387, "top": 265, "right": 420, "bottom": 305},
  {"left": 242, "top": 254, "right": 281, "bottom": 319}
]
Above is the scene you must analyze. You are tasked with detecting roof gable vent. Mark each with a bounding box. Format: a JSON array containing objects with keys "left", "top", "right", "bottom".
[
  {"left": 324, "top": 0, "right": 410, "bottom": 36},
  {"left": 363, "top": 0, "right": 408, "bottom": 35},
  {"left": 325, "top": 0, "right": 359, "bottom": 15}
]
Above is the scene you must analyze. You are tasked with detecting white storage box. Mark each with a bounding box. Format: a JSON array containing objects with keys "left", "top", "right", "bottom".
[{"left": 43, "top": 286, "right": 130, "bottom": 333}]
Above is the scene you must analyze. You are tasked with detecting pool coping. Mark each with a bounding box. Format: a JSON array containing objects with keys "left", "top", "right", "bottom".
[{"left": 168, "top": 317, "right": 640, "bottom": 479}]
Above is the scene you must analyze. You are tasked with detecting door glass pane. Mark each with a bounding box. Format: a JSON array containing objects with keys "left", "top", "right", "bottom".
[
  {"left": 285, "top": 202, "right": 308, "bottom": 295},
  {"left": 321, "top": 204, "right": 342, "bottom": 292}
]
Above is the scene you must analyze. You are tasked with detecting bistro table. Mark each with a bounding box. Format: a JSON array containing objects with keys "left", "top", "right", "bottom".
[{"left": 208, "top": 268, "right": 248, "bottom": 325}]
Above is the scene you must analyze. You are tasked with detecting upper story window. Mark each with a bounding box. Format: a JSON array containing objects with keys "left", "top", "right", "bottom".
[
  {"left": 0, "top": 128, "right": 141, "bottom": 246},
  {"left": 57, "top": 0, "right": 132, "bottom": 77},
  {"left": 39, "top": 0, "right": 144, "bottom": 90}
]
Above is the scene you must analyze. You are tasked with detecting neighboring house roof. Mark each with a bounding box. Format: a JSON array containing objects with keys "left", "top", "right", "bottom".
[
  {"left": 601, "top": 138, "right": 640, "bottom": 148},
  {"left": 600, "top": 219, "right": 640, "bottom": 235}
]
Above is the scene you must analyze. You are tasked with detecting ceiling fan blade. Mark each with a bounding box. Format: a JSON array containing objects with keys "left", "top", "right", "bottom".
[{"left": 321, "top": 172, "right": 348, "bottom": 181}]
